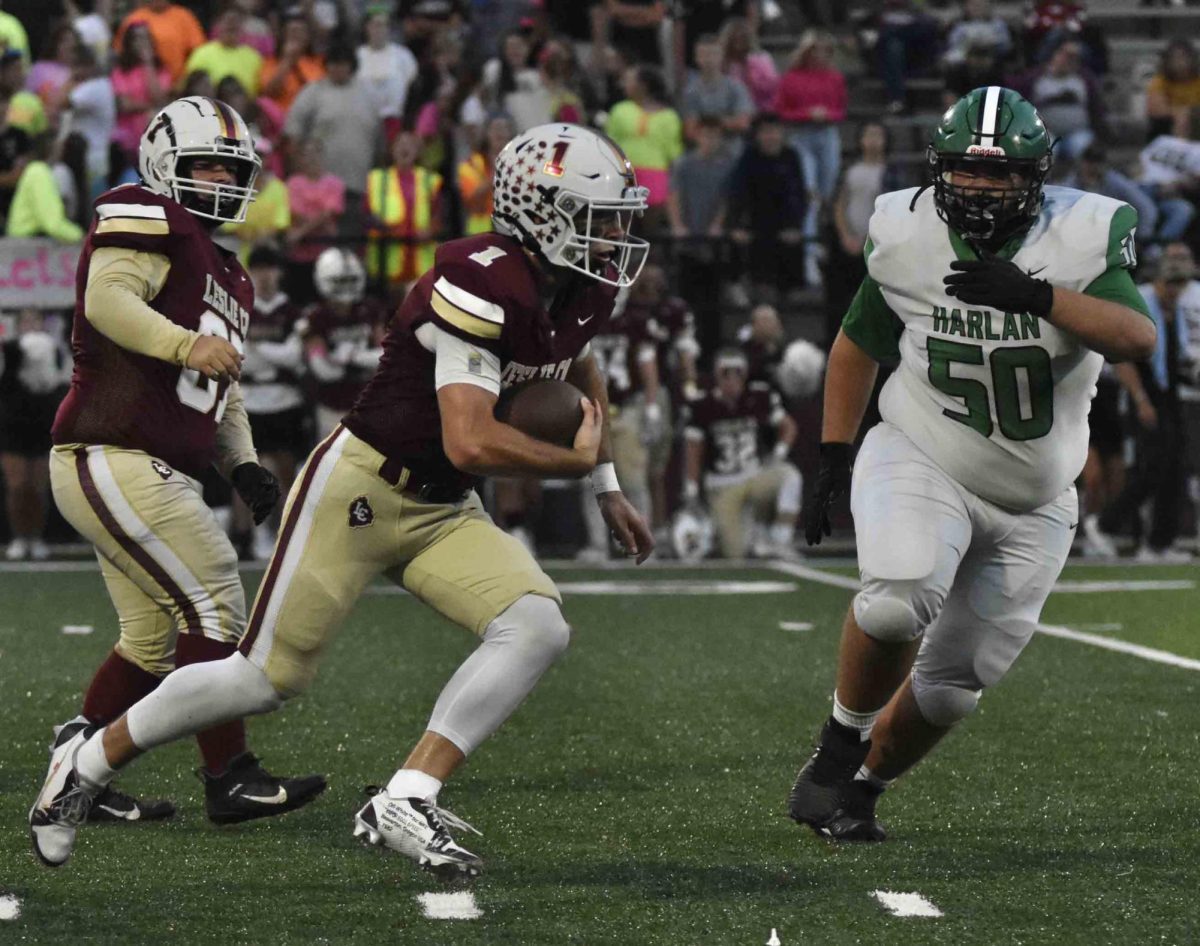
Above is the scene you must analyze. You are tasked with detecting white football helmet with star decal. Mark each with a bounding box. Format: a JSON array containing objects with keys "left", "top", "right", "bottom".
[{"left": 492, "top": 123, "right": 650, "bottom": 288}]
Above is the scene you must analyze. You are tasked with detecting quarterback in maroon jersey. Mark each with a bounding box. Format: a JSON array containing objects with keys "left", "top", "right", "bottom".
[
  {"left": 30, "top": 97, "right": 325, "bottom": 866},
  {"left": 33, "top": 123, "right": 656, "bottom": 877}
]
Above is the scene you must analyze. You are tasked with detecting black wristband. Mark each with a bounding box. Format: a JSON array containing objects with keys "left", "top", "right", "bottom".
[
  {"left": 819, "top": 442, "right": 853, "bottom": 464},
  {"left": 1029, "top": 279, "right": 1054, "bottom": 320}
]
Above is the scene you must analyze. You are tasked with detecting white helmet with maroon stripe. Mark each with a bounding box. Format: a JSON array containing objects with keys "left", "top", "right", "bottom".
[
  {"left": 139, "top": 96, "right": 261, "bottom": 224},
  {"left": 492, "top": 123, "right": 650, "bottom": 288}
]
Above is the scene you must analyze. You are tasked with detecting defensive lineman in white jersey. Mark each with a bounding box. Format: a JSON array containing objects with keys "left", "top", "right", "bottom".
[{"left": 788, "top": 87, "right": 1156, "bottom": 841}]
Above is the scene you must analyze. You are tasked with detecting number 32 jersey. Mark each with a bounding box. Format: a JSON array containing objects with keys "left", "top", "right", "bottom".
[
  {"left": 53, "top": 186, "right": 251, "bottom": 477},
  {"left": 843, "top": 185, "right": 1151, "bottom": 512}
]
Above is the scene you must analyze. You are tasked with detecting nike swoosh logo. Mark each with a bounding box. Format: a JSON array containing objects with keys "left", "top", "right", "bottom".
[
  {"left": 1027, "top": 266, "right": 1047, "bottom": 277},
  {"left": 578, "top": 315, "right": 594, "bottom": 326},
  {"left": 241, "top": 788, "right": 288, "bottom": 805},
  {"left": 1068, "top": 522, "right": 1078, "bottom": 530},
  {"left": 96, "top": 803, "right": 140, "bottom": 821}
]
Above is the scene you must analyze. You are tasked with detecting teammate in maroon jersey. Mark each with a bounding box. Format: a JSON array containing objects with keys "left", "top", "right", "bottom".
[
  {"left": 30, "top": 97, "right": 325, "bottom": 865},
  {"left": 32, "top": 123, "right": 656, "bottom": 877},
  {"left": 683, "top": 348, "right": 801, "bottom": 559},
  {"left": 303, "top": 248, "right": 386, "bottom": 437}
]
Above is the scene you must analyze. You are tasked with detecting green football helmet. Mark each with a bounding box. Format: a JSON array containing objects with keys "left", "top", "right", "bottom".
[{"left": 926, "top": 86, "right": 1053, "bottom": 243}]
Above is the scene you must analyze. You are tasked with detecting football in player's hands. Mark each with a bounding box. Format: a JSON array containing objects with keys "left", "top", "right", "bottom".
[{"left": 494, "top": 379, "right": 586, "bottom": 448}]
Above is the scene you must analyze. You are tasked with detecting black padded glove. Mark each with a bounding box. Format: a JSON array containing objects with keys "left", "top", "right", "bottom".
[
  {"left": 943, "top": 255, "right": 1054, "bottom": 318},
  {"left": 231, "top": 462, "right": 281, "bottom": 525},
  {"left": 803, "top": 442, "right": 853, "bottom": 546}
]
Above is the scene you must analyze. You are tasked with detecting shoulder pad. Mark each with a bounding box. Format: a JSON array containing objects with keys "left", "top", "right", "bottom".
[{"left": 91, "top": 186, "right": 193, "bottom": 254}]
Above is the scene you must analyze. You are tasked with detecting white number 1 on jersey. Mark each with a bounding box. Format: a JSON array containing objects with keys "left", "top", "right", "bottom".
[{"left": 468, "top": 246, "right": 507, "bottom": 267}]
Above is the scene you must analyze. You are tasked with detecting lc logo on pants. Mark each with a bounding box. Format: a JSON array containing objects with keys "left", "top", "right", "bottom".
[{"left": 349, "top": 496, "right": 375, "bottom": 528}]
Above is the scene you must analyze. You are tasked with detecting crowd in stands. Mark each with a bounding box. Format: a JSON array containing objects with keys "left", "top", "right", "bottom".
[{"left": 1, "top": 0, "right": 1200, "bottom": 561}]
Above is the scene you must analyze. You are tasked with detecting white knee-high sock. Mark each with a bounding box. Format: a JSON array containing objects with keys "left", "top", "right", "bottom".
[
  {"left": 426, "top": 595, "right": 570, "bottom": 756},
  {"left": 125, "top": 653, "right": 282, "bottom": 751}
]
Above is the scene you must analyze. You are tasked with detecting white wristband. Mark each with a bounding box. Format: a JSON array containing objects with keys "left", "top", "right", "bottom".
[
  {"left": 773, "top": 442, "right": 790, "bottom": 461},
  {"left": 590, "top": 461, "right": 620, "bottom": 495}
]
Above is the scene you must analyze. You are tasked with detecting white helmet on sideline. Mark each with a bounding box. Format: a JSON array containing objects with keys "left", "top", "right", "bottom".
[
  {"left": 491, "top": 123, "right": 650, "bottom": 288},
  {"left": 777, "top": 339, "right": 827, "bottom": 400},
  {"left": 139, "top": 96, "right": 261, "bottom": 224},
  {"left": 314, "top": 248, "right": 367, "bottom": 304}
]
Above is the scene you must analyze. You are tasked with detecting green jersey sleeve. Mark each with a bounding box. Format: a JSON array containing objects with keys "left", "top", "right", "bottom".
[
  {"left": 1074, "top": 203, "right": 1149, "bottom": 316},
  {"left": 1082, "top": 203, "right": 1150, "bottom": 317},
  {"left": 841, "top": 272, "right": 904, "bottom": 366}
]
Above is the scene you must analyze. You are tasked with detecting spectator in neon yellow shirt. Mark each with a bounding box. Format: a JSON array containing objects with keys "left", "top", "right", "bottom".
[
  {"left": 6, "top": 136, "right": 83, "bottom": 242},
  {"left": 224, "top": 145, "right": 291, "bottom": 264},
  {"left": 0, "top": 4, "right": 29, "bottom": 61},
  {"left": 1, "top": 50, "right": 48, "bottom": 135},
  {"left": 605, "top": 64, "right": 683, "bottom": 234},
  {"left": 185, "top": 9, "right": 263, "bottom": 96}
]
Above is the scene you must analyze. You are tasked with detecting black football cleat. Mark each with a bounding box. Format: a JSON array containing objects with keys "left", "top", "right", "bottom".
[
  {"left": 201, "top": 752, "right": 327, "bottom": 825},
  {"left": 88, "top": 785, "right": 177, "bottom": 823},
  {"left": 815, "top": 778, "right": 887, "bottom": 842},
  {"left": 788, "top": 719, "right": 883, "bottom": 840}
]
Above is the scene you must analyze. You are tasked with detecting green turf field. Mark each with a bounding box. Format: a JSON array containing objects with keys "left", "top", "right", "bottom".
[{"left": 1, "top": 561, "right": 1198, "bottom": 944}]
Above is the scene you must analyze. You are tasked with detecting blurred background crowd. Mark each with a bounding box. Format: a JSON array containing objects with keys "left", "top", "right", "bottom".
[{"left": 1, "top": 0, "right": 1200, "bottom": 563}]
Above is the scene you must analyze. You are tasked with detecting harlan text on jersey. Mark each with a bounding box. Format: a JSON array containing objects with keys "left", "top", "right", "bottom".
[{"left": 930, "top": 305, "right": 1041, "bottom": 342}]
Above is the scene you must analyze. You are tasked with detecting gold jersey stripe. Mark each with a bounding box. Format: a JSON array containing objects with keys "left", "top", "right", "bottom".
[
  {"left": 96, "top": 217, "right": 170, "bottom": 236},
  {"left": 431, "top": 289, "right": 502, "bottom": 339}
]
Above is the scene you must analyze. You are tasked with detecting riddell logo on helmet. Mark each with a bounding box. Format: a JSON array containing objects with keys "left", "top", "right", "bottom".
[{"left": 966, "top": 145, "right": 1006, "bottom": 157}]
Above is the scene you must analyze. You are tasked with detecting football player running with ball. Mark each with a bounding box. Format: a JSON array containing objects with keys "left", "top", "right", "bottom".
[
  {"left": 29, "top": 97, "right": 327, "bottom": 865},
  {"left": 788, "top": 88, "right": 1156, "bottom": 841},
  {"left": 32, "top": 123, "right": 655, "bottom": 876}
]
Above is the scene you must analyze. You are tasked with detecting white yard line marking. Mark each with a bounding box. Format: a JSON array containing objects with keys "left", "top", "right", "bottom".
[
  {"left": 1070, "top": 623, "right": 1124, "bottom": 633},
  {"left": 0, "top": 894, "right": 20, "bottom": 921},
  {"left": 1036, "top": 623, "right": 1200, "bottom": 672},
  {"left": 1053, "top": 579, "right": 1194, "bottom": 593},
  {"left": 779, "top": 621, "right": 814, "bottom": 632},
  {"left": 872, "top": 890, "right": 943, "bottom": 918},
  {"left": 417, "top": 891, "right": 481, "bottom": 921},
  {"left": 765, "top": 562, "right": 1200, "bottom": 672},
  {"left": 767, "top": 559, "right": 860, "bottom": 591},
  {"left": 367, "top": 580, "right": 798, "bottom": 597},
  {"left": 61, "top": 625, "right": 94, "bottom": 635}
]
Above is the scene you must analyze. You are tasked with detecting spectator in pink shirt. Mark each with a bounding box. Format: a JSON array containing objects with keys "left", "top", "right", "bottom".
[
  {"left": 28, "top": 25, "right": 81, "bottom": 124},
  {"left": 773, "top": 30, "right": 846, "bottom": 285},
  {"left": 110, "top": 23, "right": 170, "bottom": 161},
  {"left": 286, "top": 138, "right": 345, "bottom": 304},
  {"left": 720, "top": 17, "right": 778, "bottom": 112}
]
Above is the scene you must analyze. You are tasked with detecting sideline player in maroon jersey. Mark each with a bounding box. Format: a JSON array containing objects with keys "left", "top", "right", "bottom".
[
  {"left": 31, "top": 123, "right": 656, "bottom": 876},
  {"left": 683, "top": 348, "right": 801, "bottom": 559},
  {"left": 29, "top": 97, "right": 325, "bottom": 864},
  {"left": 302, "top": 248, "right": 386, "bottom": 438}
]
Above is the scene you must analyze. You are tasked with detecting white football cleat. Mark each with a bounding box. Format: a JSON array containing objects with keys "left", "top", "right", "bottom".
[
  {"left": 29, "top": 721, "right": 102, "bottom": 867},
  {"left": 353, "top": 788, "right": 483, "bottom": 878}
]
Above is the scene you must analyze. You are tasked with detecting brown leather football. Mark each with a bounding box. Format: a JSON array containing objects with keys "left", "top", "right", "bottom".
[{"left": 494, "top": 379, "right": 585, "bottom": 447}]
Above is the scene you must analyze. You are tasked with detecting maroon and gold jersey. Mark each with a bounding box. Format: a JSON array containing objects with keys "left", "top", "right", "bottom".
[
  {"left": 52, "top": 185, "right": 252, "bottom": 477},
  {"left": 589, "top": 307, "right": 656, "bottom": 408},
  {"left": 344, "top": 232, "right": 618, "bottom": 490},
  {"left": 303, "top": 297, "right": 389, "bottom": 411},
  {"left": 683, "top": 381, "right": 784, "bottom": 480}
]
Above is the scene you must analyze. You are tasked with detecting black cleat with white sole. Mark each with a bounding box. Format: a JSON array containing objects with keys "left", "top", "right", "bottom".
[
  {"left": 88, "top": 785, "right": 176, "bottom": 823},
  {"left": 30, "top": 721, "right": 102, "bottom": 867},
  {"left": 201, "top": 752, "right": 327, "bottom": 825},
  {"left": 788, "top": 719, "right": 886, "bottom": 841},
  {"left": 354, "top": 787, "right": 483, "bottom": 879}
]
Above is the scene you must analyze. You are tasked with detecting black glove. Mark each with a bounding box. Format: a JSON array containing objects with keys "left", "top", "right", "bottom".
[
  {"left": 231, "top": 462, "right": 280, "bottom": 525},
  {"left": 943, "top": 255, "right": 1054, "bottom": 318},
  {"left": 803, "top": 442, "right": 852, "bottom": 546}
]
